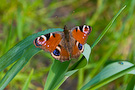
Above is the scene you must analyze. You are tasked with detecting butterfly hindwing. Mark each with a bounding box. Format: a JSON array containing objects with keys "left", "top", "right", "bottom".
[
  {"left": 71, "top": 40, "right": 84, "bottom": 59},
  {"left": 51, "top": 44, "right": 70, "bottom": 62},
  {"left": 70, "top": 25, "right": 92, "bottom": 58}
]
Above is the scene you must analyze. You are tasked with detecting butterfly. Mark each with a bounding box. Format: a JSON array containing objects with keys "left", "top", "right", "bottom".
[{"left": 33, "top": 25, "right": 92, "bottom": 62}]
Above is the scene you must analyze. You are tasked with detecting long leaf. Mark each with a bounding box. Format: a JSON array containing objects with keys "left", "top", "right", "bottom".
[
  {"left": 91, "top": 5, "right": 126, "bottom": 49},
  {"left": 52, "top": 44, "right": 91, "bottom": 90},
  {"left": 44, "top": 60, "right": 70, "bottom": 90},
  {"left": 81, "top": 61, "right": 135, "bottom": 90},
  {"left": 0, "top": 28, "right": 63, "bottom": 89},
  {"left": 0, "top": 28, "right": 63, "bottom": 72},
  {"left": 0, "top": 45, "right": 39, "bottom": 89},
  {"left": 22, "top": 69, "right": 34, "bottom": 90}
]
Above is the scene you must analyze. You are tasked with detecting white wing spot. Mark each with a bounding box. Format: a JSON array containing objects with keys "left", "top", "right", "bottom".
[
  {"left": 37, "top": 37, "right": 40, "bottom": 40},
  {"left": 50, "top": 33, "right": 53, "bottom": 36},
  {"left": 47, "top": 45, "right": 49, "bottom": 47}
]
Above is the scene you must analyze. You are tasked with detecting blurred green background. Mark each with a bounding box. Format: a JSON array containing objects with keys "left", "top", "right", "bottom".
[{"left": 0, "top": 0, "right": 134, "bottom": 90}]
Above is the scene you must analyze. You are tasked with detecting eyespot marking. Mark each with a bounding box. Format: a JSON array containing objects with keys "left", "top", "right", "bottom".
[
  {"left": 83, "top": 25, "right": 92, "bottom": 35},
  {"left": 78, "top": 43, "right": 83, "bottom": 50},
  {"left": 53, "top": 49, "right": 60, "bottom": 56},
  {"left": 35, "top": 38, "right": 41, "bottom": 46},
  {"left": 44, "top": 33, "right": 50, "bottom": 41},
  {"left": 39, "top": 37, "right": 43, "bottom": 40}
]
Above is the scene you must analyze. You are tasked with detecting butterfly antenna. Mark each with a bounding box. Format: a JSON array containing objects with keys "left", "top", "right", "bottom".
[{"left": 64, "top": 25, "right": 67, "bottom": 30}]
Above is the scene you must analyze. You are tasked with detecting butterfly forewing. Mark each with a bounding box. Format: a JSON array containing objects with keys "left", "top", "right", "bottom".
[
  {"left": 71, "top": 25, "right": 92, "bottom": 45},
  {"left": 34, "top": 32, "right": 62, "bottom": 52}
]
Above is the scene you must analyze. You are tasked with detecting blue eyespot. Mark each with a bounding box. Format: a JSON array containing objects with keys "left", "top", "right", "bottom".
[
  {"left": 53, "top": 49, "right": 60, "bottom": 56},
  {"left": 78, "top": 43, "right": 82, "bottom": 50}
]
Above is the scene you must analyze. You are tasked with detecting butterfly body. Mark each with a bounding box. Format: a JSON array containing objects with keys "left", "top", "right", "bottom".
[{"left": 34, "top": 25, "right": 92, "bottom": 62}]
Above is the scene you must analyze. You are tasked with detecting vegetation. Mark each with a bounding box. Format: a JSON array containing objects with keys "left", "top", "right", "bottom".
[{"left": 0, "top": 0, "right": 134, "bottom": 90}]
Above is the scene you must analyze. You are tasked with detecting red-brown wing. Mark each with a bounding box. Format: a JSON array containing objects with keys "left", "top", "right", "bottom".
[
  {"left": 71, "top": 25, "right": 92, "bottom": 45},
  {"left": 70, "top": 25, "right": 92, "bottom": 58},
  {"left": 51, "top": 44, "right": 70, "bottom": 62},
  {"left": 33, "top": 32, "right": 62, "bottom": 52},
  {"left": 71, "top": 41, "right": 84, "bottom": 59},
  {"left": 34, "top": 32, "right": 70, "bottom": 61}
]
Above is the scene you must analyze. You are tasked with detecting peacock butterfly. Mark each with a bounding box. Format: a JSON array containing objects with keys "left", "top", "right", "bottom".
[{"left": 33, "top": 25, "right": 92, "bottom": 62}]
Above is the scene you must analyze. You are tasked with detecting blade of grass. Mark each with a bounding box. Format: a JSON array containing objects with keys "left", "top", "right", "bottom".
[
  {"left": 17, "top": 7, "right": 23, "bottom": 40},
  {"left": 78, "top": 68, "right": 84, "bottom": 89},
  {"left": 126, "top": 75, "right": 135, "bottom": 90},
  {"left": 5, "top": 23, "right": 12, "bottom": 53},
  {"left": 44, "top": 60, "right": 70, "bottom": 90},
  {"left": 0, "top": 28, "right": 63, "bottom": 72},
  {"left": 88, "top": 0, "right": 105, "bottom": 25},
  {"left": 0, "top": 45, "right": 39, "bottom": 89},
  {"left": 68, "top": 44, "right": 91, "bottom": 71},
  {"left": 54, "top": 69, "right": 78, "bottom": 90},
  {"left": 90, "top": 2, "right": 134, "bottom": 79},
  {"left": 90, "top": 65, "right": 135, "bottom": 90},
  {"left": 47, "top": 44, "right": 91, "bottom": 90},
  {"left": 0, "top": 28, "right": 63, "bottom": 89},
  {"left": 22, "top": 69, "right": 34, "bottom": 90},
  {"left": 81, "top": 61, "right": 135, "bottom": 90},
  {"left": 90, "top": 43, "right": 118, "bottom": 78},
  {"left": 91, "top": 5, "right": 126, "bottom": 49}
]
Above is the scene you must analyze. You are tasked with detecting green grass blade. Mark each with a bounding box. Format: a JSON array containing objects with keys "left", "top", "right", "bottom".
[
  {"left": 17, "top": 7, "right": 23, "bottom": 40},
  {"left": 81, "top": 61, "right": 135, "bottom": 90},
  {"left": 0, "top": 28, "right": 63, "bottom": 89},
  {"left": 90, "top": 43, "right": 118, "bottom": 78},
  {"left": 54, "top": 69, "right": 78, "bottom": 90},
  {"left": 0, "top": 28, "right": 63, "bottom": 72},
  {"left": 91, "top": 5, "right": 126, "bottom": 49},
  {"left": 5, "top": 23, "right": 12, "bottom": 53},
  {"left": 68, "top": 44, "right": 91, "bottom": 71},
  {"left": 126, "top": 75, "right": 135, "bottom": 90},
  {"left": 47, "top": 44, "right": 91, "bottom": 90},
  {"left": 44, "top": 60, "right": 70, "bottom": 90},
  {"left": 0, "top": 45, "right": 39, "bottom": 89},
  {"left": 22, "top": 69, "right": 34, "bottom": 90}
]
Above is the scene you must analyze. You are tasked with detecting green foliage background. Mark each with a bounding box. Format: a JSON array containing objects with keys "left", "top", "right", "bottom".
[{"left": 0, "top": 0, "right": 134, "bottom": 90}]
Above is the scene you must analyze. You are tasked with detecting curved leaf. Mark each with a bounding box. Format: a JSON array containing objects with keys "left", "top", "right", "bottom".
[
  {"left": 44, "top": 44, "right": 91, "bottom": 90},
  {"left": 0, "top": 28, "right": 63, "bottom": 72},
  {"left": 68, "top": 44, "right": 91, "bottom": 71},
  {"left": 0, "top": 28, "right": 63, "bottom": 89},
  {"left": 81, "top": 61, "right": 135, "bottom": 90},
  {"left": 22, "top": 69, "right": 34, "bottom": 90},
  {"left": 44, "top": 60, "right": 70, "bottom": 90}
]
